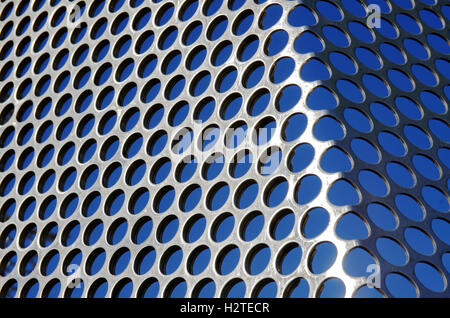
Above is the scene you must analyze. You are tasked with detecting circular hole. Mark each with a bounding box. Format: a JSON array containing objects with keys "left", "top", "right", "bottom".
[
  {"left": 308, "top": 242, "right": 337, "bottom": 274},
  {"left": 216, "top": 245, "right": 240, "bottom": 275},
  {"left": 206, "top": 182, "right": 229, "bottom": 211},
  {"left": 160, "top": 246, "right": 183, "bottom": 275},
  {"left": 183, "top": 20, "right": 203, "bottom": 45},
  {"left": 201, "top": 152, "right": 224, "bottom": 181},
  {"left": 128, "top": 187, "right": 149, "bottom": 215},
  {"left": 367, "top": 202, "right": 398, "bottom": 231},
  {"left": 234, "top": 179, "right": 258, "bottom": 210},
  {"left": 183, "top": 214, "right": 206, "bottom": 243},
  {"left": 153, "top": 186, "right": 175, "bottom": 213},
  {"left": 190, "top": 70, "right": 211, "bottom": 97},
  {"left": 134, "top": 246, "right": 156, "bottom": 275},
  {"left": 336, "top": 212, "right": 369, "bottom": 240},
  {"left": 211, "top": 212, "right": 234, "bottom": 242},
  {"left": 245, "top": 244, "right": 271, "bottom": 275},
  {"left": 376, "top": 237, "right": 408, "bottom": 266},
  {"left": 295, "top": 174, "right": 322, "bottom": 205},
  {"left": 242, "top": 61, "right": 264, "bottom": 89},
  {"left": 157, "top": 215, "right": 179, "bottom": 244},
  {"left": 83, "top": 219, "right": 104, "bottom": 246},
  {"left": 276, "top": 243, "right": 302, "bottom": 275},
  {"left": 174, "top": 156, "right": 196, "bottom": 184},
  {"left": 385, "top": 273, "right": 418, "bottom": 298},
  {"left": 301, "top": 207, "right": 329, "bottom": 239},
  {"left": 179, "top": 184, "right": 202, "bottom": 213},
  {"left": 86, "top": 248, "right": 106, "bottom": 276},
  {"left": 264, "top": 177, "right": 288, "bottom": 208},
  {"left": 187, "top": 245, "right": 211, "bottom": 275},
  {"left": 240, "top": 211, "right": 264, "bottom": 242},
  {"left": 186, "top": 45, "right": 206, "bottom": 70},
  {"left": 109, "top": 247, "right": 131, "bottom": 275},
  {"left": 221, "top": 278, "right": 246, "bottom": 298}
]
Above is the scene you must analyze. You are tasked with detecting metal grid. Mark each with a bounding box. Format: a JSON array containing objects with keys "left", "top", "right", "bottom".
[{"left": 0, "top": 0, "right": 448, "bottom": 298}]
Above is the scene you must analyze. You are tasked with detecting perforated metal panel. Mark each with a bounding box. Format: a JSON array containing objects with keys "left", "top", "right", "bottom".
[{"left": 0, "top": 0, "right": 448, "bottom": 298}]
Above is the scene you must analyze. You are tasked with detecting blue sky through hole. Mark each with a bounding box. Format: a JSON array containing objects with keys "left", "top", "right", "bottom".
[{"left": 0, "top": 0, "right": 448, "bottom": 299}]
